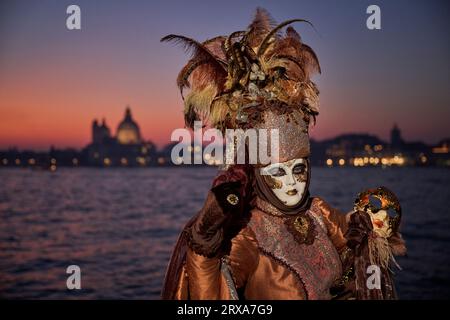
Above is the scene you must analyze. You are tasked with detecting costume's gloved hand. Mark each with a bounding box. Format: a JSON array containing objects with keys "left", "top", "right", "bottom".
[
  {"left": 188, "top": 165, "right": 253, "bottom": 257},
  {"left": 335, "top": 188, "right": 407, "bottom": 299},
  {"left": 344, "top": 209, "right": 407, "bottom": 257},
  {"left": 329, "top": 211, "right": 372, "bottom": 299},
  {"left": 345, "top": 186, "right": 407, "bottom": 258},
  {"left": 344, "top": 210, "right": 373, "bottom": 256}
]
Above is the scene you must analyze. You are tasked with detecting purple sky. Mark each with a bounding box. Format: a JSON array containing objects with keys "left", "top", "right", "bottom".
[{"left": 0, "top": 0, "right": 449, "bottom": 149}]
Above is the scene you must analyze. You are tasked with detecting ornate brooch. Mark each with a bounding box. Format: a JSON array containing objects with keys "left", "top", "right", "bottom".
[{"left": 285, "top": 213, "right": 317, "bottom": 245}]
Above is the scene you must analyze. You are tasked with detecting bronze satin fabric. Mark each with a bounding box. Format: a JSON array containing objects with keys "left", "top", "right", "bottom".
[
  {"left": 311, "top": 197, "right": 349, "bottom": 254},
  {"left": 171, "top": 197, "right": 349, "bottom": 300}
]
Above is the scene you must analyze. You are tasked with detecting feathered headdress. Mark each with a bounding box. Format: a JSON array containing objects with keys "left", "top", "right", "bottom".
[{"left": 161, "top": 7, "right": 321, "bottom": 133}]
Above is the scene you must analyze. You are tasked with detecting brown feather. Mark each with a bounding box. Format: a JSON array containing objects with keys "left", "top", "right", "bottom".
[
  {"left": 203, "top": 36, "right": 227, "bottom": 61},
  {"left": 257, "top": 19, "right": 315, "bottom": 57},
  {"left": 300, "top": 43, "right": 321, "bottom": 74},
  {"left": 268, "top": 26, "right": 303, "bottom": 58},
  {"left": 224, "top": 31, "right": 246, "bottom": 60},
  {"left": 189, "top": 62, "right": 226, "bottom": 92},
  {"left": 268, "top": 27, "right": 321, "bottom": 77},
  {"left": 285, "top": 26, "right": 301, "bottom": 42},
  {"left": 161, "top": 34, "right": 228, "bottom": 96},
  {"left": 160, "top": 34, "right": 225, "bottom": 67},
  {"left": 160, "top": 34, "right": 226, "bottom": 74},
  {"left": 272, "top": 54, "right": 306, "bottom": 80},
  {"left": 176, "top": 59, "right": 210, "bottom": 98},
  {"left": 284, "top": 26, "right": 320, "bottom": 75},
  {"left": 246, "top": 7, "right": 277, "bottom": 49}
]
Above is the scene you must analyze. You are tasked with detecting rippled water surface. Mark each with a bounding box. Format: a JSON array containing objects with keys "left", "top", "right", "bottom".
[{"left": 0, "top": 167, "right": 449, "bottom": 299}]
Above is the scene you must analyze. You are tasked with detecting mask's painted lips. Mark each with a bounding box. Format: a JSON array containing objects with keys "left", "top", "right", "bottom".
[{"left": 286, "top": 189, "right": 298, "bottom": 196}]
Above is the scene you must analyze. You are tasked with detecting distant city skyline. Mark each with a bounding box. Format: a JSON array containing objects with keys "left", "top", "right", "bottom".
[
  {"left": 1, "top": 0, "right": 449, "bottom": 150},
  {"left": 2, "top": 114, "right": 448, "bottom": 168},
  {"left": 1, "top": 105, "right": 446, "bottom": 153}
]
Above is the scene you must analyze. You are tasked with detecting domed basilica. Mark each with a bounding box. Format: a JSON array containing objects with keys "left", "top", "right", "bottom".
[
  {"left": 116, "top": 107, "right": 141, "bottom": 145},
  {"left": 85, "top": 106, "right": 156, "bottom": 166}
]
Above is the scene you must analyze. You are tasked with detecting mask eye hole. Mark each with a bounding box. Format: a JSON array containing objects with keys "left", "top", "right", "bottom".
[
  {"left": 292, "top": 164, "right": 306, "bottom": 175},
  {"left": 268, "top": 167, "right": 286, "bottom": 177},
  {"left": 386, "top": 207, "right": 397, "bottom": 219},
  {"left": 368, "top": 195, "right": 382, "bottom": 213}
]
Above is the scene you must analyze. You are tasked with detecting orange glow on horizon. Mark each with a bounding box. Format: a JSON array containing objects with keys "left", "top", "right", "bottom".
[{"left": 0, "top": 57, "right": 186, "bottom": 150}]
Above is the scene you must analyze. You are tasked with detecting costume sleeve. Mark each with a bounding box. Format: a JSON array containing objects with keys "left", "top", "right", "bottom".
[
  {"left": 186, "top": 226, "right": 259, "bottom": 300},
  {"left": 185, "top": 249, "right": 230, "bottom": 299},
  {"left": 184, "top": 165, "right": 256, "bottom": 299},
  {"left": 311, "top": 197, "right": 350, "bottom": 253}
]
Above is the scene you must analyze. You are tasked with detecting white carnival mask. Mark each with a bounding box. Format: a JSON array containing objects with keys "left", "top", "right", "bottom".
[{"left": 260, "top": 158, "right": 309, "bottom": 206}]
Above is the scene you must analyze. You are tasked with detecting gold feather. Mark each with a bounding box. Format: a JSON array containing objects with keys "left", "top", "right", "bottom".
[
  {"left": 210, "top": 96, "right": 231, "bottom": 131},
  {"left": 183, "top": 84, "right": 218, "bottom": 128}
]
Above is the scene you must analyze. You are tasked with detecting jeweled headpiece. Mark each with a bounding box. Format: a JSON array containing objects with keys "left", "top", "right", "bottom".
[{"left": 161, "top": 7, "right": 321, "bottom": 161}]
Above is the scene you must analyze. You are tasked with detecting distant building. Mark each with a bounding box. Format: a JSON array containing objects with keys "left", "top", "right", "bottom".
[
  {"left": 84, "top": 107, "right": 156, "bottom": 167},
  {"left": 390, "top": 123, "right": 404, "bottom": 147},
  {"left": 430, "top": 139, "right": 450, "bottom": 166},
  {"left": 312, "top": 133, "right": 386, "bottom": 166},
  {"left": 1, "top": 116, "right": 449, "bottom": 168},
  {"left": 116, "top": 107, "right": 142, "bottom": 144},
  {"left": 92, "top": 119, "right": 112, "bottom": 144},
  {"left": 315, "top": 124, "right": 438, "bottom": 167}
]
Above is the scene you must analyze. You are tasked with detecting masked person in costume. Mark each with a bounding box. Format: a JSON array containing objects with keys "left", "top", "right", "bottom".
[{"left": 160, "top": 8, "right": 406, "bottom": 300}]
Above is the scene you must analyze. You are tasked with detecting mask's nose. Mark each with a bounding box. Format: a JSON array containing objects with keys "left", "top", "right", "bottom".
[{"left": 286, "top": 172, "right": 296, "bottom": 186}]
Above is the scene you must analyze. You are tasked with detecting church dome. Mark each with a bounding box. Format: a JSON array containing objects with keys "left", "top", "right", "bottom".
[{"left": 116, "top": 107, "right": 141, "bottom": 144}]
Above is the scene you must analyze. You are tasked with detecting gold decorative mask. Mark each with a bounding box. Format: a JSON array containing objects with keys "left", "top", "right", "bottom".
[{"left": 354, "top": 186, "right": 402, "bottom": 238}]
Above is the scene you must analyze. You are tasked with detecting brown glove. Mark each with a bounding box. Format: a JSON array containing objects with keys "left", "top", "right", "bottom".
[
  {"left": 188, "top": 165, "right": 253, "bottom": 257},
  {"left": 345, "top": 210, "right": 373, "bottom": 256}
]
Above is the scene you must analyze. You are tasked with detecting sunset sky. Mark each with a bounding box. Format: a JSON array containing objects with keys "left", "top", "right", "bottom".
[{"left": 0, "top": 0, "right": 449, "bottom": 150}]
